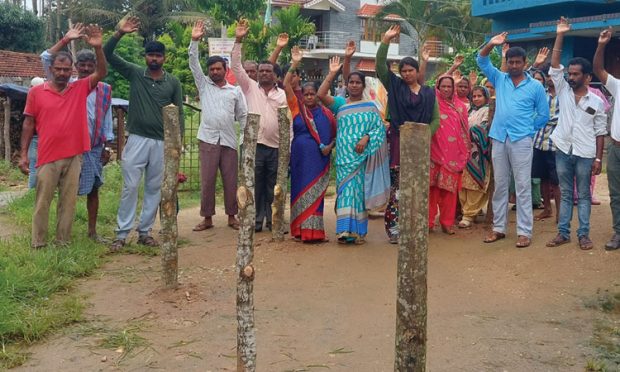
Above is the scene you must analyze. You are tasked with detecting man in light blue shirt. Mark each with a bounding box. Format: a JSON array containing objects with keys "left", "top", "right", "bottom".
[{"left": 477, "top": 32, "right": 550, "bottom": 248}]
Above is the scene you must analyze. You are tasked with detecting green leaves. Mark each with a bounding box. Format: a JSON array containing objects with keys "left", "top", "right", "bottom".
[{"left": 0, "top": 3, "right": 44, "bottom": 53}]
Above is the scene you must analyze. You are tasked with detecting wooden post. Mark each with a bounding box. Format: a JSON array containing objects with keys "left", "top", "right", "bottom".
[
  {"left": 395, "top": 122, "right": 430, "bottom": 372},
  {"left": 237, "top": 113, "right": 260, "bottom": 372},
  {"left": 117, "top": 108, "right": 125, "bottom": 160},
  {"left": 271, "top": 106, "right": 290, "bottom": 241},
  {"left": 160, "top": 104, "right": 181, "bottom": 289},
  {"left": 3, "top": 96, "right": 11, "bottom": 161}
]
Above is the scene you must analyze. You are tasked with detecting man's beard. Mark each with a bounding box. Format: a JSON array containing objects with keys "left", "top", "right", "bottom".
[{"left": 148, "top": 62, "right": 162, "bottom": 71}]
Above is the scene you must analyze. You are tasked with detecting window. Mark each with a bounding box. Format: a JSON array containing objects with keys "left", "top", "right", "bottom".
[{"left": 361, "top": 19, "right": 400, "bottom": 43}]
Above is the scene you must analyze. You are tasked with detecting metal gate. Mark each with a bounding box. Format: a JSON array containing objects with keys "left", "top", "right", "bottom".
[{"left": 180, "top": 102, "right": 201, "bottom": 191}]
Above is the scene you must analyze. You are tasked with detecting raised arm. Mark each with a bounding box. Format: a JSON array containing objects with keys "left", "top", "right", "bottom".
[
  {"left": 500, "top": 42, "right": 509, "bottom": 72},
  {"left": 231, "top": 19, "right": 252, "bottom": 93},
  {"left": 594, "top": 27, "right": 612, "bottom": 85},
  {"left": 477, "top": 32, "right": 507, "bottom": 85},
  {"left": 317, "top": 56, "right": 341, "bottom": 108},
  {"left": 532, "top": 47, "right": 549, "bottom": 70},
  {"left": 42, "top": 23, "right": 86, "bottom": 78},
  {"left": 418, "top": 43, "right": 430, "bottom": 85},
  {"left": 551, "top": 17, "right": 570, "bottom": 69},
  {"left": 189, "top": 20, "right": 207, "bottom": 88},
  {"left": 284, "top": 46, "right": 303, "bottom": 100},
  {"left": 481, "top": 32, "right": 507, "bottom": 57},
  {"left": 268, "top": 33, "right": 288, "bottom": 64},
  {"left": 84, "top": 24, "right": 107, "bottom": 89},
  {"left": 342, "top": 40, "right": 355, "bottom": 83},
  {"left": 445, "top": 55, "right": 464, "bottom": 76},
  {"left": 377, "top": 24, "right": 400, "bottom": 89},
  {"left": 468, "top": 70, "right": 478, "bottom": 86},
  {"left": 104, "top": 16, "right": 140, "bottom": 78}
]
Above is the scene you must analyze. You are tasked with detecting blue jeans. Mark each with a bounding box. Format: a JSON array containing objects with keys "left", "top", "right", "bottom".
[
  {"left": 28, "top": 135, "right": 38, "bottom": 189},
  {"left": 555, "top": 150, "right": 593, "bottom": 238}
]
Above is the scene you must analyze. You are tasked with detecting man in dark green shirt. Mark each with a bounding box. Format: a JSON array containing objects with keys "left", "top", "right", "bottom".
[{"left": 106, "top": 16, "right": 184, "bottom": 251}]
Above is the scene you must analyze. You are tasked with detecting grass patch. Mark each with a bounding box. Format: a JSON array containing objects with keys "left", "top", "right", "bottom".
[
  {"left": 99, "top": 324, "right": 151, "bottom": 365},
  {"left": 0, "top": 160, "right": 27, "bottom": 191},
  {"left": 585, "top": 289, "right": 620, "bottom": 371}
]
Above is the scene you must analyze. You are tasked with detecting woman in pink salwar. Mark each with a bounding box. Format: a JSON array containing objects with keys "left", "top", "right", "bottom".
[{"left": 429, "top": 75, "right": 470, "bottom": 234}]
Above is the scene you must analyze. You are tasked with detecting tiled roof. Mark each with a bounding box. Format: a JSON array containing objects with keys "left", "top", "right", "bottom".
[
  {"left": 357, "top": 4, "right": 403, "bottom": 21},
  {"left": 0, "top": 50, "right": 45, "bottom": 78},
  {"left": 356, "top": 58, "right": 376, "bottom": 72},
  {"left": 271, "top": 0, "right": 307, "bottom": 7}
]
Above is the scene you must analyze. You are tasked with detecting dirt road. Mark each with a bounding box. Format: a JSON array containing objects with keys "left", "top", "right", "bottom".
[{"left": 14, "top": 179, "right": 620, "bottom": 371}]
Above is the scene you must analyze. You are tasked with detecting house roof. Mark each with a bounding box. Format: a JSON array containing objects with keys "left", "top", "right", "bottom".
[
  {"left": 272, "top": 0, "right": 344, "bottom": 11},
  {"left": 357, "top": 4, "right": 403, "bottom": 21},
  {"left": 0, "top": 50, "right": 45, "bottom": 79},
  {"left": 356, "top": 58, "right": 376, "bottom": 72}
]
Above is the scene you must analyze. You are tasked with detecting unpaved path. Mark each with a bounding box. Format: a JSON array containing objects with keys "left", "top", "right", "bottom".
[{"left": 13, "top": 177, "right": 620, "bottom": 371}]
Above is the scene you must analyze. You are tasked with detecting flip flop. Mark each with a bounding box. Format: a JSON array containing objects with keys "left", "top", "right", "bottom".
[
  {"left": 193, "top": 221, "right": 214, "bottom": 231},
  {"left": 483, "top": 231, "right": 506, "bottom": 243},
  {"left": 515, "top": 235, "right": 531, "bottom": 248},
  {"left": 228, "top": 221, "right": 240, "bottom": 230}
]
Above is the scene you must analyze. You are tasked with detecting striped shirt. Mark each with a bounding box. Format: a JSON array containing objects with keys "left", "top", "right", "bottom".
[{"left": 533, "top": 94, "right": 559, "bottom": 151}]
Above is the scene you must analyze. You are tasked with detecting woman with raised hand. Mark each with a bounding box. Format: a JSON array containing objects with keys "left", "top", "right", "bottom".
[
  {"left": 285, "top": 46, "right": 336, "bottom": 243},
  {"left": 317, "top": 56, "right": 389, "bottom": 245},
  {"left": 430, "top": 75, "right": 470, "bottom": 234}
]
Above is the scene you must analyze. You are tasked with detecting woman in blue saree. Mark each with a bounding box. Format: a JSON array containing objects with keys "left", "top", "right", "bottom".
[
  {"left": 285, "top": 47, "right": 336, "bottom": 242},
  {"left": 317, "top": 56, "right": 390, "bottom": 244}
]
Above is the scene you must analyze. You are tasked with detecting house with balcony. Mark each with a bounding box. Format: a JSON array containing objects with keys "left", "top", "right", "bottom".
[
  {"left": 272, "top": 0, "right": 420, "bottom": 79},
  {"left": 472, "top": 0, "right": 620, "bottom": 78}
]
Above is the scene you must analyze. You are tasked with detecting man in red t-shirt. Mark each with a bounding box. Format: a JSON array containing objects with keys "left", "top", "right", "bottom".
[{"left": 18, "top": 24, "right": 108, "bottom": 248}]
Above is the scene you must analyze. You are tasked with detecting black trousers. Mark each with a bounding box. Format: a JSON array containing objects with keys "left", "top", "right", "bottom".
[{"left": 255, "top": 144, "right": 279, "bottom": 226}]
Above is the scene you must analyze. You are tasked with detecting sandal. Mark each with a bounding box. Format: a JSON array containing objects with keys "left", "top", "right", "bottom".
[
  {"left": 193, "top": 220, "right": 214, "bottom": 231},
  {"left": 109, "top": 239, "right": 125, "bottom": 253},
  {"left": 138, "top": 235, "right": 159, "bottom": 247},
  {"left": 546, "top": 234, "right": 570, "bottom": 247},
  {"left": 458, "top": 220, "right": 472, "bottom": 228},
  {"left": 483, "top": 231, "right": 506, "bottom": 243},
  {"left": 441, "top": 225, "right": 455, "bottom": 235},
  {"left": 227, "top": 221, "right": 240, "bottom": 230},
  {"left": 515, "top": 235, "right": 531, "bottom": 248},
  {"left": 578, "top": 235, "right": 594, "bottom": 250}
]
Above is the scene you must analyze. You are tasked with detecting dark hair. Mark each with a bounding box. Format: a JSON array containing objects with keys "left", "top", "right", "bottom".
[
  {"left": 144, "top": 41, "right": 166, "bottom": 55},
  {"left": 207, "top": 55, "right": 227, "bottom": 69},
  {"left": 243, "top": 60, "right": 258, "bottom": 69},
  {"left": 471, "top": 85, "right": 489, "bottom": 101},
  {"left": 457, "top": 77, "right": 470, "bottom": 86},
  {"left": 75, "top": 49, "right": 95, "bottom": 64},
  {"left": 568, "top": 57, "right": 592, "bottom": 75},
  {"left": 398, "top": 57, "right": 419, "bottom": 73},
  {"left": 258, "top": 60, "right": 275, "bottom": 70},
  {"left": 302, "top": 81, "right": 318, "bottom": 93},
  {"left": 347, "top": 71, "right": 366, "bottom": 87},
  {"left": 505, "top": 46, "right": 526, "bottom": 61},
  {"left": 282, "top": 63, "right": 301, "bottom": 77},
  {"left": 51, "top": 51, "right": 73, "bottom": 66}
]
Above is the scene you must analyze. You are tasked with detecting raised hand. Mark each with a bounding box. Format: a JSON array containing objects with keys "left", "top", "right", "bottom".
[
  {"left": 453, "top": 55, "right": 464, "bottom": 67},
  {"left": 276, "top": 33, "right": 289, "bottom": 48},
  {"left": 85, "top": 24, "right": 103, "bottom": 47},
  {"left": 534, "top": 47, "right": 549, "bottom": 66},
  {"left": 490, "top": 32, "right": 508, "bottom": 46},
  {"left": 344, "top": 40, "right": 356, "bottom": 58},
  {"left": 599, "top": 27, "right": 613, "bottom": 45},
  {"left": 329, "top": 55, "right": 342, "bottom": 74},
  {"left": 468, "top": 70, "right": 478, "bottom": 84},
  {"left": 556, "top": 16, "right": 571, "bottom": 34},
  {"left": 192, "top": 20, "right": 205, "bottom": 41},
  {"left": 291, "top": 46, "right": 302, "bottom": 64},
  {"left": 383, "top": 24, "right": 400, "bottom": 42},
  {"left": 421, "top": 43, "right": 430, "bottom": 62},
  {"left": 65, "top": 22, "right": 86, "bottom": 41},
  {"left": 118, "top": 16, "right": 140, "bottom": 35},
  {"left": 235, "top": 19, "right": 250, "bottom": 41},
  {"left": 502, "top": 42, "right": 510, "bottom": 57},
  {"left": 452, "top": 69, "right": 463, "bottom": 83}
]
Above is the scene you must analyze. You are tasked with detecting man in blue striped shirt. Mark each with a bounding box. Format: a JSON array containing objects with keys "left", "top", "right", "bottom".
[{"left": 477, "top": 32, "right": 550, "bottom": 248}]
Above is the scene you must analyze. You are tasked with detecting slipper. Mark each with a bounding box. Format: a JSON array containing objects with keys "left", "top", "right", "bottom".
[
  {"left": 441, "top": 225, "right": 455, "bottom": 235},
  {"left": 227, "top": 221, "right": 240, "bottom": 230},
  {"left": 515, "top": 235, "right": 531, "bottom": 248},
  {"left": 458, "top": 220, "right": 472, "bottom": 228},
  {"left": 546, "top": 234, "right": 570, "bottom": 247},
  {"left": 138, "top": 235, "right": 159, "bottom": 247},
  {"left": 109, "top": 239, "right": 125, "bottom": 253},
  {"left": 483, "top": 231, "right": 506, "bottom": 243},
  {"left": 193, "top": 221, "right": 214, "bottom": 231},
  {"left": 578, "top": 235, "right": 594, "bottom": 250}
]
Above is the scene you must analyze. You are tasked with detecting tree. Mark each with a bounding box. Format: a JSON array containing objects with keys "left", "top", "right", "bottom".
[
  {"left": 0, "top": 3, "right": 45, "bottom": 53},
  {"left": 227, "top": 19, "right": 271, "bottom": 62},
  {"left": 102, "top": 31, "right": 144, "bottom": 99},
  {"left": 158, "top": 28, "right": 197, "bottom": 98},
  {"left": 269, "top": 5, "right": 315, "bottom": 63},
  {"left": 196, "top": 0, "right": 263, "bottom": 26}
]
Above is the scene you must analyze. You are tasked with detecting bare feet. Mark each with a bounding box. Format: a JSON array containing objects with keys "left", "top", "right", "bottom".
[{"left": 534, "top": 210, "right": 553, "bottom": 221}]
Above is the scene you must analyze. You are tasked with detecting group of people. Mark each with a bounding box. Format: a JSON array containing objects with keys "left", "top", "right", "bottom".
[{"left": 18, "top": 16, "right": 620, "bottom": 252}]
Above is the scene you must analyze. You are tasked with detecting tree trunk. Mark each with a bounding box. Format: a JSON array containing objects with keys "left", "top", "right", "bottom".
[
  {"left": 32, "top": 0, "right": 37, "bottom": 16},
  {"left": 237, "top": 113, "right": 260, "bottom": 372},
  {"left": 395, "top": 122, "right": 430, "bottom": 372},
  {"left": 3, "top": 97, "right": 11, "bottom": 161},
  {"left": 160, "top": 104, "right": 181, "bottom": 289},
  {"left": 271, "top": 106, "right": 290, "bottom": 242}
]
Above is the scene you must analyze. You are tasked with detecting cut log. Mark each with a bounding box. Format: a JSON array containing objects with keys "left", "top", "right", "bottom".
[
  {"left": 237, "top": 113, "right": 260, "bottom": 372},
  {"left": 3, "top": 97, "right": 11, "bottom": 161},
  {"left": 395, "top": 122, "right": 430, "bottom": 372},
  {"left": 271, "top": 106, "right": 290, "bottom": 241},
  {"left": 160, "top": 104, "right": 181, "bottom": 289}
]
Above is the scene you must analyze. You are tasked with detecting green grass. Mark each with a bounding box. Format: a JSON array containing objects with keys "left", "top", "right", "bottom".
[
  {"left": 0, "top": 160, "right": 27, "bottom": 191},
  {"left": 584, "top": 289, "right": 620, "bottom": 371}
]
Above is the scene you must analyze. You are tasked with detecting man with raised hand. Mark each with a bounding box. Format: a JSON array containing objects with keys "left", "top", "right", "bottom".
[
  {"left": 594, "top": 26, "right": 620, "bottom": 251},
  {"left": 19, "top": 24, "right": 108, "bottom": 249},
  {"left": 189, "top": 20, "right": 247, "bottom": 232},
  {"left": 231, "top": 19, "right": 286, "bottom": 233},
  {"left": 545, "top": 17, "right": 606, "bottom": 250},
  {"left": 105, "top": 16, "right": 184, "bottom": 252},
  {"left": 477, "top": 32, "right": 549, "bottom": 248},
  {"left": 40, "top": 23, "right": 115, "bottom": 242}
]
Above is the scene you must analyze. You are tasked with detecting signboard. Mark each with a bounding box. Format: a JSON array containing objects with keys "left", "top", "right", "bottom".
[{"left": 208, "top": 38, "right": 235, "bottom": 56}]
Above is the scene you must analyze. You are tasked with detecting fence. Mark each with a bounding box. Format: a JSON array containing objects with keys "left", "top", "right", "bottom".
[{"left": 180, "top": 102, "right": 201, "bottom": 192}]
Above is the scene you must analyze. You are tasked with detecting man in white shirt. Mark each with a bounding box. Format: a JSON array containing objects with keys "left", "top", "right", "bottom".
[
  {"left": 546, "top": 18, "right": 607, "bottom": 250},
  {"left": 189, "top": 20, "right": 248, "bottom": 231},
  {"left": 594, "top": 25, "right": 620, "bottom": 250}
]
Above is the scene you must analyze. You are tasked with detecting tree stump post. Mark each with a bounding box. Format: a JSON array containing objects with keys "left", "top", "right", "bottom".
[
  {"left": 160, "top": 104, "right": 181, "bottom": 289},
  {"left": 3, "top": 97, "right": 11, "bottom": 161},
  {"left": 271, "top": 106, "right": 290, "bottom": 241},
  {"left": 237, "top": 113, "right": 260, "bottom": 372},
  {"left": 395, "top": 122, "right": 430, "bottom": 372}
]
